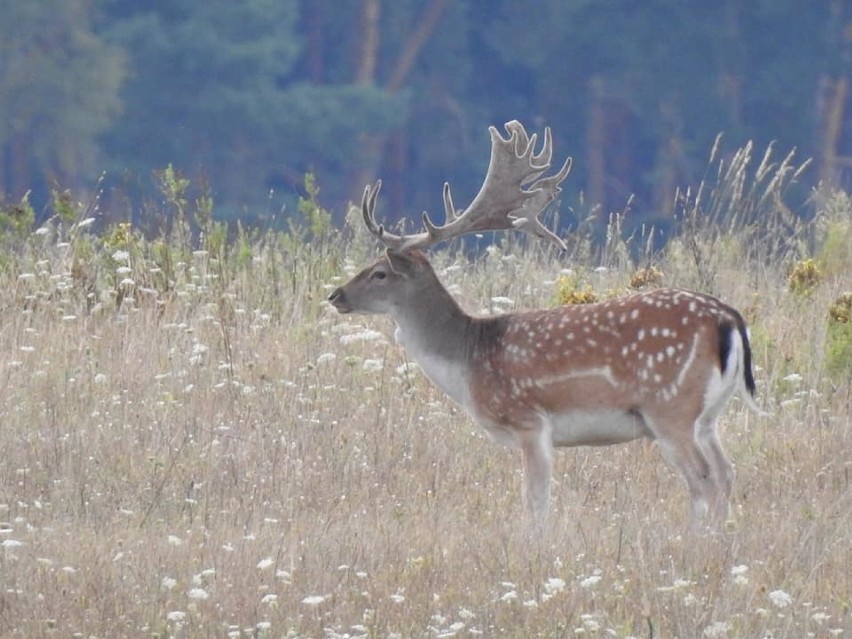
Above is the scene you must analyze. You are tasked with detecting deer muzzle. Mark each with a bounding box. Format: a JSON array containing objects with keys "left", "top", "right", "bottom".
[{"left": 327, "top": 287, "right": 353, "bottom": 314}]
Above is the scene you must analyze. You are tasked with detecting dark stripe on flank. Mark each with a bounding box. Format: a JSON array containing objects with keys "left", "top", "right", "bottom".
[
  {"left": 718, "top": 316, "right": 757, "bottom": 398},
  {"left": 737, "top": 316, "right": 757, "bottom": 397},
  {"left": 718, "top": 320, "right": 734, "bottom": 376}
]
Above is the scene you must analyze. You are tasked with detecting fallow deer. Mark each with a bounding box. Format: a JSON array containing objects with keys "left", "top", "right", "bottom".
[{"left": 328, "top": 121, "right": 762, "bottom": 529}]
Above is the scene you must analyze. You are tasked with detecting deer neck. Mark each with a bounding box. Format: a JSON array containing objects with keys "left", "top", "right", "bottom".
[
  {"left": 389, "top": 282, "right": 485, "bottom": 408},
  {"left": 391, "top": 283, "right": 474, "bottom": 362}
]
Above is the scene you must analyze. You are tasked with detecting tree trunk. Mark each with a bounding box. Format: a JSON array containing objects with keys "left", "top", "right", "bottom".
[
  {"left": 356, "top": 0, "right": 380, "bottom": 85},
  {"left": 586, "top": 76, "right": 606, "bottom": 221},
  {"left": 349, "top": 0, "right": 449, "bottom": 213},
  {"left": 819, "top": 75, "right": 849, "bottom": 185},
  {"left": 386, "top": 0, "right": 449, "bottom": 92}
]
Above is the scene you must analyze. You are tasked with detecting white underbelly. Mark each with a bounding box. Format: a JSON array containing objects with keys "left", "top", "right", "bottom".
[{"left": 546, "top": 409, "right": 650, "bottom": 447}]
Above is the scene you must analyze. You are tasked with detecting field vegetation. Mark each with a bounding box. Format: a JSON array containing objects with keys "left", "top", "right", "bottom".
[{"left": 0, "top": 150, "right": 851, "bottom": 638}]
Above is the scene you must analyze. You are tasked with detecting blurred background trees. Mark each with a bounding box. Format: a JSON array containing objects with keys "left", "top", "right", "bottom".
[{"left": 1, "top": 0, "right": 850, "bottom": 236}]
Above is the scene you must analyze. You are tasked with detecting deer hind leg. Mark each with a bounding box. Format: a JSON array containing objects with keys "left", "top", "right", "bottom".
[
  {"left": 518, "top": 425, "right": 554, "bottom": 531},
  {"left": 695, "top": 417, "right": 734, "bottom": 521},
  {"left": 644, "top": 414, "right": 719, "bottom": 523}
]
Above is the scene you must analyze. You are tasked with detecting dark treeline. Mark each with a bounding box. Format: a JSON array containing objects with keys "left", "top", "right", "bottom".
[{"left": 1, "top": 0, "right": 850, "bottom": 236}]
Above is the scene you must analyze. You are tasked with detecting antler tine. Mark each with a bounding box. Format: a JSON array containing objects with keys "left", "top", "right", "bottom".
[
  {"left": 360, "top": 179, "right": 434, "bottom": 251},
  {"left": 533, "top": 126, "right": 554, "bottom": 169},
  {"left": 360, "top": 180, "right": 384, "bottom": 238},
  {"left": 441, "top": 181, "right": 458, "bottom": 222},
  {"left": 360, "top": 121, "right": 572, "bottom": 253}
]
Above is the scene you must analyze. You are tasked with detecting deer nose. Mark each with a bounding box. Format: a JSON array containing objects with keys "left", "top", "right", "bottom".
[{"left": 328, "top": 287, "right": 350, "bottom": 312}]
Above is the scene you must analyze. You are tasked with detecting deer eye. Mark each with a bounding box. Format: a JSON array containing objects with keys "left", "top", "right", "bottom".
[{"left": 370, "top": 270, "right": 387, "bottom": 281}]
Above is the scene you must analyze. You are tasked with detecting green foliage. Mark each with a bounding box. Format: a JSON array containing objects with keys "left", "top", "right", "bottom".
[
  {"left": 629, "top": 266, "right": 664, "bottom": 290},
  {"left": 296, "top": 172, "right": 333, "bottom": 240},
  {"left": 555, "top": 273, "right": 599, "bottom": 306},
  {"left": 156, "top": 165, "right": 191, "bottom": 220},
  {"left": 825, "top": 293, "right": 852, "bottom": 383},
  {"left": 815, "top": 190, "right": 852, "bottom": 280},
  {"left": 787, "top": 258, "right": 823, "bottom": 296},
  {"left": 0, "top": 0, "right": 124, "bottom": 196},
  {"left": 0, "top": 191, "right": 35, "bottom": 237},
  {"left": 829, "top": 292, "right": 852, "bottom": 325},
  {"left": 49, "top": 188, "right": 78, "bottom": 224}
]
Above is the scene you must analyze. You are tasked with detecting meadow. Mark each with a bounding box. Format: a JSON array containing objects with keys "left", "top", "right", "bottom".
[{"left": 0, "top": 150, "right": 851, "bottom": 638}]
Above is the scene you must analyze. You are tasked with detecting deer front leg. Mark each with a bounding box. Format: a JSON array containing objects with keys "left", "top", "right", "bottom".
[{"left": 519, "top": 426, "right": 554, "bottom": 531}]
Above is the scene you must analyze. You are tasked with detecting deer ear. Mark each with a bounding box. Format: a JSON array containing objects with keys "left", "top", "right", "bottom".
[{"left": 385, "top": 250, "right": 416, "bottom": 277}]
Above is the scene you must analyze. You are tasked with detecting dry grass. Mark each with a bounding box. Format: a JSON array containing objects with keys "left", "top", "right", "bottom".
[{"left": 0, "top": 178, "right": 851, "bottom": 638}]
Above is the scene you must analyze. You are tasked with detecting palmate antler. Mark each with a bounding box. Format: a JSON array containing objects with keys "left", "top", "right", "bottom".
[{"left": 362, "top": 120, "right": 573, "bottom": 252}]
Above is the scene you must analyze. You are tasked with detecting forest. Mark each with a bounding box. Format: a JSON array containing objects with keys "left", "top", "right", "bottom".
[{"left": 1, "top": 0, "right": 850, "bottom": 238}]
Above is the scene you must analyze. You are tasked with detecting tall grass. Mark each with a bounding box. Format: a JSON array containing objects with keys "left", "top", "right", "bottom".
[{"left": 0, "top": 152, "right": 850, "bottom": 638}]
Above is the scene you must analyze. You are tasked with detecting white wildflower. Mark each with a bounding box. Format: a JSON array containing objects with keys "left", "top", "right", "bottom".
[
  {"left": 782, "top": 373, "right": 803, "bottom": 383},
  {"left": 301, "top": 594, "right": 326, "bottom": 606},
  {"left": 316, "top": 352, "right": 337, "bottom": 365},
  {"left": 112, "top": 250, "right": 130, "bottom": 262},
  {"left": 490, "top": 296, "right": 515, "bottom": 306},
  {"left": 544, "top": 577, "right": 566, "bottom": 594},
  {"left": 167, "top": 535, "right": 183, "bottom": 546},
  {"left": 389, "top": 593, "right": 406, "bottom": 604},
  {"left": 703, "top": 621, "right": 729, "bottom": 637},
  {"left": 189, "top": 342, "right": 208, "bottom": 366},
  {"left": 580, "top": 615, "right": 600, "bottom": 632},
  {"left": 257, "top": 558, "right": 274, "bottom": 570},
  {"left": 395, "top": 362, "right": 419, "bottom": 376},
  {"left": 1, "top": 539, "right": 23, "bottom": 547},
  {"left": 260, "top": 594, "right": 277, "bottom": 605},
  {"left": 166, "top": 611, "right": 186, "bottom": 623},
  {"left": 339, "top": 329, "right": 385, "bottom": 345},
  {"left": 769, "top": 589, "right": 793, "bottom": 608},
  {"left": 579, "top": 574, "right": 602, "bottom": 588},
  {"left": 161, "top": 577, "right": 178, "bottom": 591},
  {"left": 362, "top": 358, "right": 384, "bottom": 372},
  {"left": 499, "top": 590, "right": 518, "bottom": 602},
  {"left": 187, "top": 588, "right": 209, "bottom": 600}
]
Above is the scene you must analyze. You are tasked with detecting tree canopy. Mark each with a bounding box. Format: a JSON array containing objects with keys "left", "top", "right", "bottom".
[{"left": 1, "top": 0, "right": 850, "bottom": 233}]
